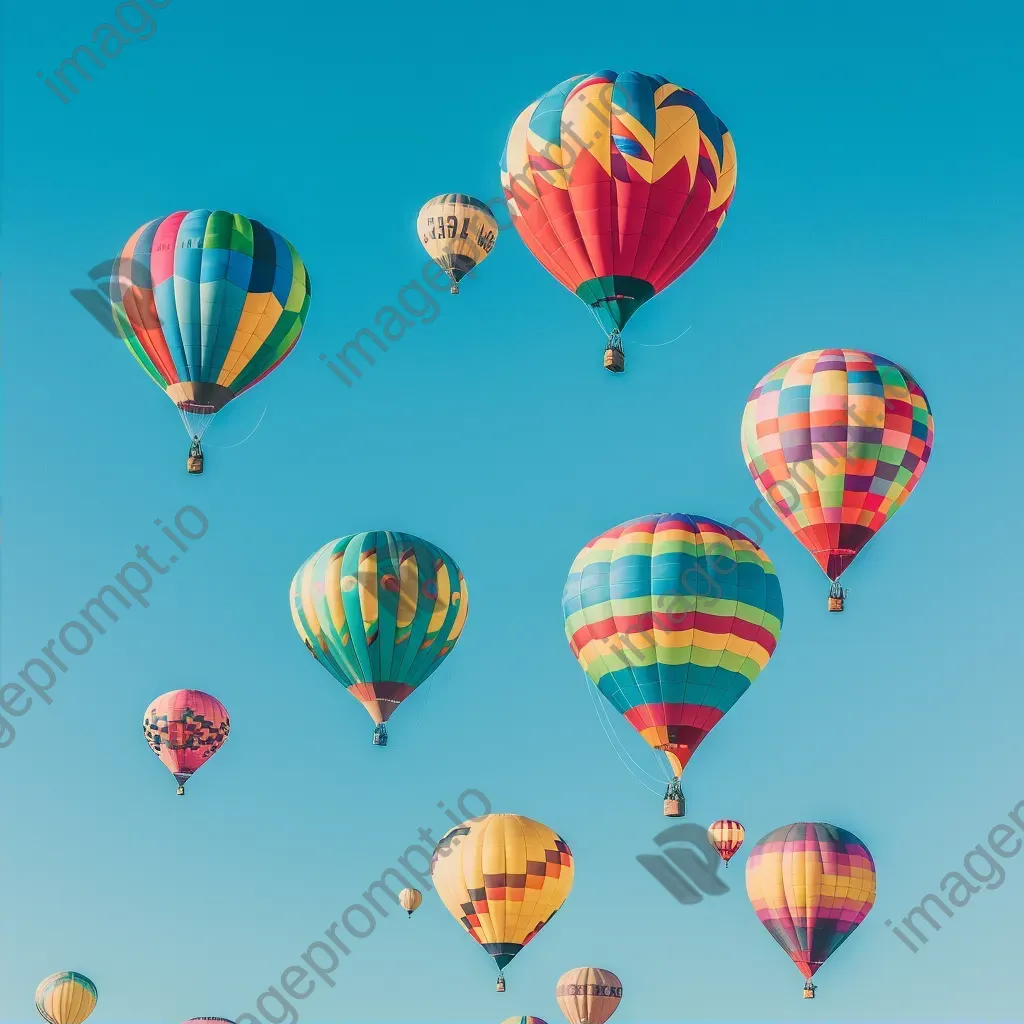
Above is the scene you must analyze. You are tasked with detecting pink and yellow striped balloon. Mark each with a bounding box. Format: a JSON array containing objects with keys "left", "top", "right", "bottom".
[{"left": 745, "top": 822, "right": 876, "bottom": 994}]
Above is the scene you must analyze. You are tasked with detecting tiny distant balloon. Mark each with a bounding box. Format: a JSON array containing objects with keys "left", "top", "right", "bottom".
[
  {"left": 142, "top": 689, "right": 230, "bottom": 795},
  {"left": 398, "top": 888, "right": 422, "bottom": 917},
  {"left": 707, "top": 819, "right": 745, "bottom": 866},
  {"left": 35, "top": 973, "right": 97, "bottom": 1024},
  {"left": 556, "top": 967, "right": 622, "bottom": 1024},
  {"left": 502, "top": 1017, "right": 548, "bottom": 1024},
  {"left": 746, "top": 822, "right": 876, "bottom": 998},
  {"left": 417, "top": 194, "right": 498, "bottom": 293},
  {"left": 182, "top": 1018, "right": 234, "bottom": 1023}
]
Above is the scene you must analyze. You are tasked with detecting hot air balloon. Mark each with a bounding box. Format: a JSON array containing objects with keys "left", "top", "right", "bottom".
[
  {"left": 562, "top": 514, "right": 783, "bottom": 816},
  {"left": 707, "top": 819, "right": 745, "bottom": 866},
  {"left": 417, "top": 195, "right": 498, "bottom": 293},
  {"left": 429, "top": 813, "right": 574, "bottom": 991},
  {"left": 142, "top": 689, "right": 230, "bottom": 795},
  {"left": 110, "top": 209, "right": 311, "bottom": 473},
  {"left": 502, "top": 1017, "right": 548, "bottom": 1024},
  {"left": 741, "top": 349, "right": 933, "bottom": 612},
  {"left": 182, "top": 1018, "right": 234, "bottom": 1024},
  {"left": 555, "top": 968, "right": 622, "bottom": 1024},
  {"left": 500, "top": 71, "right": 735, "bottom": 373},
  {"left": 399, "top": 888, "right": 422, "bottom": 917},
  {"left": 746, "top": 822, "right": 876, "bottom": 998},
  {"left": 290, "top": 531, "right": 469, "bottom": 746},
  {"left": 35, "top": 973, "right": 97, "bottom": 1024}
]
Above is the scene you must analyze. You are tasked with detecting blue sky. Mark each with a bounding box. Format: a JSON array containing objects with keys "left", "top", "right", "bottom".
[{"left": 3, "top": 1, "right": 1024, "bottom": 1021}]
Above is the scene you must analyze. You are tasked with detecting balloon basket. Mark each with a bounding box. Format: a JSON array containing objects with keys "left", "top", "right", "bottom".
[
  {"left": 828, "top": 596, "right": 844, "bottom": 612},
  {"left": 176, "top": 785, "right": 185, "bottom": 796},
  {"left": 663, "top": 798, "right": 683, "bottom": 817},
  {"left": 496, "top": 975, "right": 505, "bottom": 993},
  {"left": 187, "top": 455, "right": 204, "bottom": 475},
  {"left": 450, "top": 283, "right": 459, "bottom": 295},
  {"left": 603, "top": 348, "right": 625, "bottom": 373},
  {"left": 372, "top": 723, "right": 388, "bottom": 746},
  {"left": 803, "top": 983, "right": 816, "bottom": 1000}
]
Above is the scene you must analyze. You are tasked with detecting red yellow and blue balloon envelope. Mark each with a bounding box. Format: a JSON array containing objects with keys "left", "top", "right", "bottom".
[{"left": 501, "top": 71, "right": 735, "bottom": 367}]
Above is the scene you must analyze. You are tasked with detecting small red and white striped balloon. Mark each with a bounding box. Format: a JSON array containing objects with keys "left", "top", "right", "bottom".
[{"left": 708, "top": 820, "right": 745, "bottom": 865}]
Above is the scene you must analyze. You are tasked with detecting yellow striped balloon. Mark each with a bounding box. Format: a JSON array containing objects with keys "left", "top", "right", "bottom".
[
  {"left": 429, "top": 813, "right": 573, "bottom": 990},
  {"left": 708, "top": 819, "right": 745, "bottom": 865},
  {"left": 398, "top": 887, "right": 422, "bottom": 917},
  {"left": 35, "top": 973, "right": 97, "bottom": 1024},
  {"left": 555, "top": 967, "right": 622, "bottom": 1024},
  {"left": 416, "top": 194, "right": 498, "bottom": 293}
]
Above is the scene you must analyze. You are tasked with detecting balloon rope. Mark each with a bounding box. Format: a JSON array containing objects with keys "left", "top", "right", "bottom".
[
  {"left": 207, "top": 406, "right": 268, "bottom": 449},
  {"left": 583, "top": 676, "right": 668, "bottom": 796},
  {"left": 178, "top": 407, "right": 216, "bottom": 440},
  {"left": 636, "top": 325, "right": 692, "bottom": 349}
]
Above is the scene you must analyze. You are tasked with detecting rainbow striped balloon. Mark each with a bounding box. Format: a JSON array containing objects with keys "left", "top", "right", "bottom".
[
  {"left": 561, "top": 514, "right": 783, "bottom": 804},
  {"left": 746, "top": 822, "right": 876, "bottom": 993},
  {"left": 110, "top": 209, "right": 311, "bottom": 439}
]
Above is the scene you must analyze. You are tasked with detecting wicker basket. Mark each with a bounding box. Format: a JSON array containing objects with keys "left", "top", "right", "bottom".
[
  {"left": 187, "top": 455, "right": 204, "bottom": 475},
  {"left": 604, "top": 348, "right": 625, "bottom": 373},
  {"left": 663, "top": 798, "right": 683, "bottom": 817},
  {"left": 828, "top": 595, "right": 844, "bottom": 613}
]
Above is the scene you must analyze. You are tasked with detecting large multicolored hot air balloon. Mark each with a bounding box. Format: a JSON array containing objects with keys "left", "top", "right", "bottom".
[
  {"left": 142, "top": 689, "right": 230, "bottom": 795},
  {"left": 500, "top": 71, "right": 735, "bottom": 373},
  {"left": 741, "top": 349, "right": 933, "bottom": 611},
  {"left": 556, "top": 967, "right": 622, "bottom": 1024},
  {"left": 110, "top": 209, "right": 311, "bottom": 472},
  {"left": 417, "top": 195, "right": 498, "bottom": 293},
  {"left": 290, "top": 531, "right": 469, "bottom": 746},
  {"left": 746, "top": 822, "right": 876, "bottom": 998},
  {"left": 429, "top": 813, "right": 574, "bottom": 991},
  {"left": 562, "top": 514, "right": 783, "bottom": 815},
  {"left": 708, "top": 819, "right": 745, "bottom": 866},
  {"left": 35, "top": 973, "right": 97, "bottom": 1024}
]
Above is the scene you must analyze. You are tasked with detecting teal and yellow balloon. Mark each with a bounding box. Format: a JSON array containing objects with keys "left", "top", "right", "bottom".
[
  {"left": 290, "top": 531, "right": 469, "bottom": 745},
  {"left": 35, "top": 973, "right": 97, "bottom": 1024}
]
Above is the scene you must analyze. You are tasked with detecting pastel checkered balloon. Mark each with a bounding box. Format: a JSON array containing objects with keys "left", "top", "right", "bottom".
[{"left": 741, "top": 349, "right": 933, "bottom": 583}]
